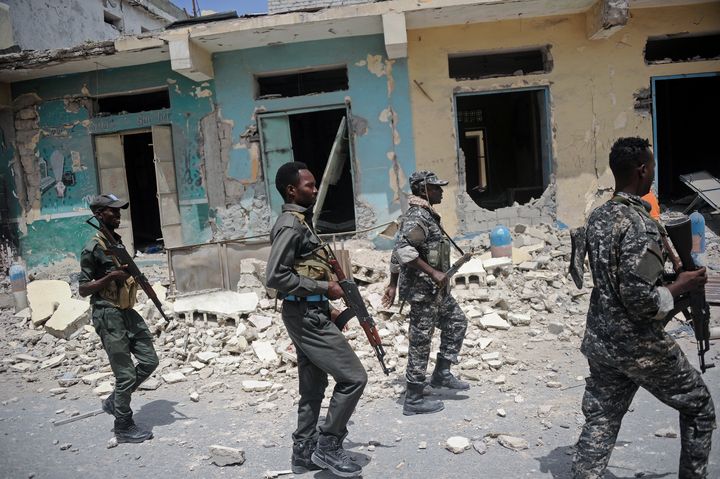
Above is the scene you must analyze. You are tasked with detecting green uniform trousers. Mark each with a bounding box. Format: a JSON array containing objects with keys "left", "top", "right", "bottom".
[
  {"left": 92, "top": 305, "right": 159, "bottom": 421},
  {"left": 282, "top": 300, "right": 367, "bottom": 446}
]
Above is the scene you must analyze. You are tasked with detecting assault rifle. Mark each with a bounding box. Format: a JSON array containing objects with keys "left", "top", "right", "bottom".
[
  {"left": 322, "top": 246, "right": 394, "bottom": 376},
  {"left": 86, "top": 217, "right": 171, "bottom": 323},
  {"left": 665, "top": 216, "right": 714, "bottom": 373}
]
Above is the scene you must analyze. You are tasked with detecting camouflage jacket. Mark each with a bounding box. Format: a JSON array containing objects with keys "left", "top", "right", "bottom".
[
  {"left": 581, "top": 192, "right": 675, "bottom": 362},
  {"left": 392, "top": 196, "right": 448, "bottom": 302}
]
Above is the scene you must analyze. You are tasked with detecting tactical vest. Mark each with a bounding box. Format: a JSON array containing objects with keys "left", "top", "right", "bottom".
[
  {"left": 287, "top": 211, "right": 334, "bottom": 281},
  {"left": 404, "top": 205, "right": 451, "bottom": 272},
  {"left": 92, "top": 234, "right": 138, "bottom": 309}
]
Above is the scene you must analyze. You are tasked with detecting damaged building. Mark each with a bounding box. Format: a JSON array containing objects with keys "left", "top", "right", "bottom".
[{"left": 0, "top": 0, "right": 719, "bottom": 268}]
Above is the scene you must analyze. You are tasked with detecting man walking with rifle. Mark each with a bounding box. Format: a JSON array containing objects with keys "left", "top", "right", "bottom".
[
  {"left": 79, "top": 194, "right": 159, "bottom": 444},
  {"left": 382, "top": 170, "right": 469, "bottom": 416},
  {"left": 266, "top": 162, "right": 367, "bottom": 478},
  {"left": 570, "top": 138, "right": 715, "bottom": 478}
]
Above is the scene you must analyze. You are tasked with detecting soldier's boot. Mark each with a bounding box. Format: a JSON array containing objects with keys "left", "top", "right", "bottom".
[
  {"left": 311, "top": 434, "right": 362, "bottom": 478},
  {"left": 403, "top": 382, "right": 444, "bottom": 416},
  {"left": 291, "top": 439, "right": 322, "bottom": 474},
  {"left": 102, "top": 391, "right": 115, "bottom": 416},
  {"left": 114, "top": 418, "right": 153, "bottom": 444},
  {"left": 430, "top": 355, "right": 470, "bottom": 390}
]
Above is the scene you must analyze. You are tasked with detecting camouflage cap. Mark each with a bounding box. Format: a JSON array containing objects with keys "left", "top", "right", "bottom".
[
  {"left": 89, "top": 193, "right": 129, "bottom": 212},
  {"left": 409, "top": 170, "right": 449, "bottom": 187}
]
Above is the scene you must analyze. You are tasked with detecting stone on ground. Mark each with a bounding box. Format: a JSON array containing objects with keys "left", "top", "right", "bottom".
[
  {"left": 209, "top": 445, "right": 246, "bottom": 466},
  {"left": 44, "top": 298, "right": 91, "bottom": 339},
  {"left": 446, "top": 436, "right": 471, "bottom": 454}
]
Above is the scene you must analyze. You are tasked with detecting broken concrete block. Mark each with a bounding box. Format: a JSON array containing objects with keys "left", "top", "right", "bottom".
[
  {"left": 508, "top": 313, "right": 531, "bottom": 326},
  {"left": 478, "top": 337, "right": 494, "bottom": 349},
  {"left": 479, "top": 313, "right": 510, "bottom": 330},
  {"left": 445, "top": 436, "right": 471, "bottom": 454},
  {"left": 82, "top": 372, "right": 113, "bottom": 385},
  {"left": 10, "top": 362, "right": 34, "bottom": 372},
  {"left": 482, "top": 257, "right": 512, "bottom": 271},
  {"left": 209, "top": 445, "right": 246, "bottom": 466},
  {"left": 138, "top": 378, "right": 161, "bottom": 390},
  {"left": 162, "top": 371, "right": 186, "bottom": 384},
  {"left": 498, "top": 435, "right": 529, "bottom": 451},
  {"left": 94, "top": 381, "right": 114, "bottom": 396},
  {"left": 518, "top": 261, "right": 540, "bottom": 271},
  {"left": 28, "top": 280, "right": 72, "bottom": 326},
  {"left": 241, "top": 380, "right": 273, "bottom": 392},
  {"left": 252, "top": 341, "right": 280, "bottom": 366},
  {"left": 44, "top": 298, "right": 91, "bottom": 339},
  {"left": 196, "top": 351, "right": 219, "bottom": 363},
  {"left": 173, "top": 291, "right": 258, "bottom": 318},
  {"left": 248, "top": 314, "right": 272, "bottom": 332},
  {"left": 224, "top": 335, "right": 248, "bottom": 354},
  {"left": 41, "top": 354, "right": 65, "bottom": 369},
  {"left": 512, "top": 247, "right": 532, "bottom": 265},
  {"left": 13, "top": 353, "right": 40, "bottom": 362},
  {"left": 481, "top": 352, "right": 500, "bottom": 361}
]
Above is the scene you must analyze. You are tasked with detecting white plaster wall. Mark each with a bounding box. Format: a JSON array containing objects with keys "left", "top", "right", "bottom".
[
  {"left": 268, "top": 0, "right": 371, "bottom": 14},
  {"left": 5, "top": 0, "right": 171, "bottom": 51}
]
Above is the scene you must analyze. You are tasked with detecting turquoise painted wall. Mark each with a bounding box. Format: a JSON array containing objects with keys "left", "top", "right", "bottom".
[
  {"left": 10, "top": 62, "right": 215, "bottom": 266},
  {"left": 213, "top": 34, "right": 415, "bottom": 229}
]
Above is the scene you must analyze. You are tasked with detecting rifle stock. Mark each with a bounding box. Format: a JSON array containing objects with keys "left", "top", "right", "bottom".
[
  {"left": 86, "top": 217, "right": 170, "bottom": 323},
  {"left": 665, "top": 216, "right": 714, "bottom": 373}
]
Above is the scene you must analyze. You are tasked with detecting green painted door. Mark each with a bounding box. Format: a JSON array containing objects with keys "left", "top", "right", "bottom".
[{"left": 258, "top": 114, "right": 294, "bottom": 217}]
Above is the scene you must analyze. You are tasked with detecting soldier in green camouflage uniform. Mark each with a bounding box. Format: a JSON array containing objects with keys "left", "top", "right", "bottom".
[
  {"left": 79, "top": 194, "right": 158, "bottom": 444},
  {"left": 571, "top": 138, "right": 715, "bottom": 478},
  {"left": 383, "top": 171, "right": 469, "bottom": 416}
]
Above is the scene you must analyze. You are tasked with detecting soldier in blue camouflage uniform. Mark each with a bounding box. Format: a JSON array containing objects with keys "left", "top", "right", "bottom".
[
  {"left": 571, "top": 137, "right": 715, "bottom": 478},
  {"left": 382, "top": 171, "right": 469, "bottom": 416}
]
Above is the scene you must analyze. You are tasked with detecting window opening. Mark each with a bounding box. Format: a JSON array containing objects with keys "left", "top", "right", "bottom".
[
  {"left": 654, "top": 75, "right": 720, "bottom": 202},
  {"left": 645, "top": 33, "right": 720, "bottom": 64},
  {"left": 457, "top": 89, "right": 550, "bottom": 210},
  {"left": 93, "top": 89, "right": 170, "bottom": 117},
  {"left": 256, "top": 67, "right": 348, "bottom": 99},
  {"left": 449, "top": 47, "right": 552, "bottom": 80}
]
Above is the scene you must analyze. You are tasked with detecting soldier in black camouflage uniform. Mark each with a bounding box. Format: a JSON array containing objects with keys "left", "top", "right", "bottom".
[
  {"left": 572, "top": 137, "right": 715, "bottom": 479},
  {"left": 382, "top": 170, "right": 469, "bottom": 416}
]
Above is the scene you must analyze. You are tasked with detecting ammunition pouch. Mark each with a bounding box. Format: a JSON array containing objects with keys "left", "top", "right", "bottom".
[
  {"left": 93, "top": 234, "right": 138, "bottom": 309},
  {"left": 427, "top": 238, "right": 451, "bottom": 272}
]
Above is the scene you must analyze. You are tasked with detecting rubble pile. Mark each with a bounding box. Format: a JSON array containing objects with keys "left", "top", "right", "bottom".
[{"left": 0, "top": 223, "right": 599, "bottom": 404}]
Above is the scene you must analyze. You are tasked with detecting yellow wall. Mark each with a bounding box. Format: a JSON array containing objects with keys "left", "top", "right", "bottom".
[{"left": 407, "top": 3, "right": 720, "bottom": 232}]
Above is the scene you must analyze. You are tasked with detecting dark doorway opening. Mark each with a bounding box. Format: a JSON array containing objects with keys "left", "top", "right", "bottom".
[
  {"left": 456, "top": 89, "right": 550, "bottom": 210},
  {"left": 655, "top": 75, "right": 720, "bottom": 201},
  {"left": 288, "top": 108, "right": 355, "bottom": 233},
  {"left": 122, "top": 132, "right": 163, "bottom": 251}
]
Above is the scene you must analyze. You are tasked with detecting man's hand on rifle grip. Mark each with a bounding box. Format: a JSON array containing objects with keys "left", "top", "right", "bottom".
[
  {"left": 107, "top": 265, "right": 131, "bottom": 283},
  {"left": 327, "top": 280, "right": 345, "bottom": 300},
  {"left": 430, "top": 269, "right": 448, "bottom": 289},
  {"left": 667, "top": 267, "right": 708, "bottom": 297},
  {"left": 381, "top": 284, "right": 396, "bottom": 308}
]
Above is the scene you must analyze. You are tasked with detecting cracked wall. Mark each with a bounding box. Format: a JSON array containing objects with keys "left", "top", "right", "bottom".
[
  {"left": 211, "top": 34, "right": 415, "bottom": 238},
  {"left": 8, "top": 61, "right": 216, "bottom": 266},
  {"left": 407, "top": 3, "right": 720, "bottom": 232}
]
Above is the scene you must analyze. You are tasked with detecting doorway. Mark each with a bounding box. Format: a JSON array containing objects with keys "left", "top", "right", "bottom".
[
  {"left": 653, "top": 74, "right": 720, "bottom": 201},
  {"left": 122, "top": 132, "right": 162, "bottom": 251},
  {"left": 456, "top": 88, "right": 551, "bottom": 210},
  {"left": 93, "top": 125, "right": 181, "bottom": 255},
  {"left": 259, "top": 107, "right": 356, "bottom": 233}
]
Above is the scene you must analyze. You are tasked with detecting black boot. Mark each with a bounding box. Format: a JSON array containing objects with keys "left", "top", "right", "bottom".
[
  {"left": 291, "top": 439, "right": 321, "bottom": 474},
  {"left": 430, "top": 355, "right": 470, "bottom": 390},
  {"left": 114, "top": 418, "right": 153, "bottom": 444},
  {"left": 102, "top": 391, "right": 115, "bottom": 416},
  {"left": 311, "top": 434, "right": 362, "bottom": 478},
  {"left": 403, "top": 382, "right": 444, "bottom": 416}
]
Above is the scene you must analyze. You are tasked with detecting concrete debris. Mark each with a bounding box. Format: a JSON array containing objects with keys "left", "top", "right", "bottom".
[
  {"left": 497, "top": 435, "right": 529, "bottom": 451},
  {"left": 138, "top": 378, "right": 161, "bottom": 390},
  {"left": 27, "top": 280, "right": 72, "bottom": 326},
  {"left": 190, "top": 391, "right": 200, "bottom": 402},
  {"left": 445, "top": 436, "right": 471, "bottom": 454},
  {"left": 479, "top": 313, "right": 510, "bottom": 330},
  {"left": 162, "top": 371, "right": 187, "bottom": 384},
  {"left": 473, "top": 440, "right": 488, "bottom": 455},
  {"left": 208, "top": 445, "right": 246, "bottom": 466},
  {"left": 251, "top": 341, "right": 280, "bottom": 366},
  {"left": 173, "top": 291, "right": 259, "bottom": 319},
  {"left": 241, "top": 380, "right": 273, "bottom": 392},
  {"left": 94, "top": 381, "right": 114, "bottom": 396},
  {"left": 44, "top": 298, "right": 91, "bottom": 339}
]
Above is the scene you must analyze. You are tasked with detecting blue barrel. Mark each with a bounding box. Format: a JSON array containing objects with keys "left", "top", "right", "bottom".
[
  {"left": 490, "top": 225, "right": 512, "bottom": 258},
  {"left": 690, "top": 211, "right": 706, "bottom": 266}
]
